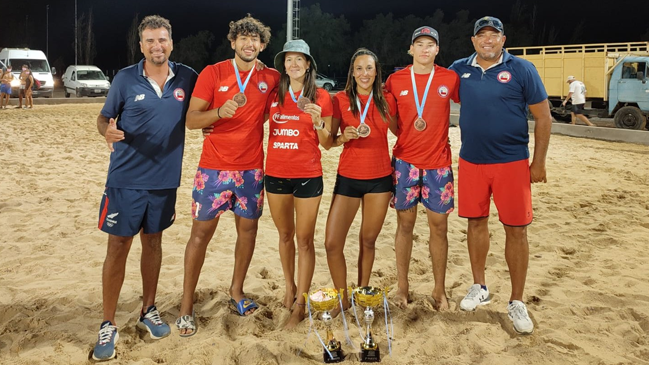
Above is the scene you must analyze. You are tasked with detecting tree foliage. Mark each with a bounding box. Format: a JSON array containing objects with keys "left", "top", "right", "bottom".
[
  {"left": 77, "top": 9, "right": 96, "bottom": 65},
  {"left": 126, "top": 13, "right": 140, "bottom": 65},
  {"left": 172, "top": 31, "right": 216, "bottom": 72}
]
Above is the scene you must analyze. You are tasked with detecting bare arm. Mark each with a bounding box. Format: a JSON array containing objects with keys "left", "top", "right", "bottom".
[
  {"left": 327, "top": 116, "right": 360, "bottom": 149},
  {"left": 186, "top": 96, "right": 239, "bottom": 130},
  {"left": 562, "top": 92, "right": 573, "bottom": 106},
  {"left": 528, "top": 99, "right": 552, "bottom": 183},
  {"left": 388, "top": 114, "right": 398, "bottom": 136}
]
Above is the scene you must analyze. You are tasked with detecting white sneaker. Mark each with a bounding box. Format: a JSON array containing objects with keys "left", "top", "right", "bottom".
[
  {"left": 507, "top": 300, "right": 534, "bottom": 334},
  {"left": 460, "top": 284, "right": 490, "bottom": 311}
]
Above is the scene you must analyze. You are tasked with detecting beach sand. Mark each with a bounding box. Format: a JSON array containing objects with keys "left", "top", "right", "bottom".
[{"left": 0, "top": 104, "right": 648, "bottom": 364}]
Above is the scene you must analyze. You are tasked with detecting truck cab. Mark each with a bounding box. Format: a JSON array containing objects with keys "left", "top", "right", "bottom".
[
  {"left": 609, "top": 58, "right": 648, "bottom": 128},
  {"left": 509, "top": 42, "right": 649, "bottom": 130}
]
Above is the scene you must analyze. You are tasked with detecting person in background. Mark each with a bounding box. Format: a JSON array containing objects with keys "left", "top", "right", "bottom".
[
  {"left": 562, "top": 76, "right": 594, "bottom": 126},
  {"left": 0, "top": 65, "right": 13, "bottom": 109}
]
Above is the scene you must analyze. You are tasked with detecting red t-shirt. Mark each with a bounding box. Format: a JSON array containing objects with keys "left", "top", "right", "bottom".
[
  {"left": 332, "top": 91, "right": 397, "bottom": 179},
  {"left": 265, "top": 88, "right": 333, "bottom": 178},
  {"left": 385, "top": 65, "right": 459, "bottom": 169},
  {"left": 192, "top": 60, "right": 280, "bottom": 170}
]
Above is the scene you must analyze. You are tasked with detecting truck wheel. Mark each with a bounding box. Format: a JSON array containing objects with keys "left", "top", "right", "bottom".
[
  {"left": 614, "top": 106, "right": 647, "bottom": 129},
  {"left": 323, "top": 83, "right": 333, "bottom": 91},
  {"left": 65, "top": 90, "right": 70, "bottom": 98},
  {"left": 76, "top": 89, "right": 81, "bottom": 98}
]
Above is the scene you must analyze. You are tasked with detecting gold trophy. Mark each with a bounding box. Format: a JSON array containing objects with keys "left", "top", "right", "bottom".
[
  {"left": 305, "top": 288, "right": 345, "bottom": 363},
  {"left": 351, "top": 286, "right": 386, "bottom": 362}
]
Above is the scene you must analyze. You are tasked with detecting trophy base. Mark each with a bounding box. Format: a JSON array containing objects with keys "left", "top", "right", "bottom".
[
  {"left": 323, "top": 343, "right": 344, "bottom": 363},
  {"left": 360, "top": 345, "right": 380, "bottom": 362}
]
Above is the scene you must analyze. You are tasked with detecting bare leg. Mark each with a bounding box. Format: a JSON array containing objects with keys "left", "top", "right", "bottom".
[
  {"left": 467, "top": 217, "right": 490, "bottom": 286},
  {"left": 179, "top": 218, "right": 219, "bottom": 335},
  {"left": 570, "top": 112, "right": 576, "bottom": 124},
  {"left": 357, "top": 192, "right": 391, "bottom": 286},
  {"left": 324, "top": 194, "right": 361, "bottom": 317},
  {"left": 394, "top": 207, "right": 417, "bottom": 308},
  {"left": 285, "top": 196, "right": 321, "bottom": 329},
  {"left": 229, "top": 215, "right": 259, "bottom": 313},
  {"left": 504, "top": 225, "right": 529, "bottom": 302},
  {"left": 577, "top": 114, "right": 594, "bottom": 126},
  {"left": 267, "top": 192, "right": 297, "bottom": 309},
  {"left": 140, "top": 231, "right": 163, "bottom": 311},
  {"left": 102, "top": 234, "right": 135, "bottom": 324},
  {"left": 426, "top": 210, "right": 449, "bottom": 311}
]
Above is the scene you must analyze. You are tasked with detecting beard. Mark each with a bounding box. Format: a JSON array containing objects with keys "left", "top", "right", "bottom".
[
  {"left": 148, "top": 53, "right": 168, "bottom": 66},
  {"left": 235, "top": 48, "right": 258, "bottom": 63}
]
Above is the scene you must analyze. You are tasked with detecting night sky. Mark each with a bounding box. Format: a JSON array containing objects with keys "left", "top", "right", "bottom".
[{"left": 1, "top": 0, "right": 647, "bottom": 72}]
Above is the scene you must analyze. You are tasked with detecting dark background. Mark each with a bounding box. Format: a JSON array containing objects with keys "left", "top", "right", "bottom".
[{"left": 1, "top": 0, "right": 647, "bottom": 78}]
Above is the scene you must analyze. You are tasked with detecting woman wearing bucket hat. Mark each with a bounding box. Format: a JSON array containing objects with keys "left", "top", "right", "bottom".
[
  {"left": 323, "top": 48, "right": 397, "bottom": 314},
  {"left": 265, "top": 39, "right": 333, "bottom": 329}
]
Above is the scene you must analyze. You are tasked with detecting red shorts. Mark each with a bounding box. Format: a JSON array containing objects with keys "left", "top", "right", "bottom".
[{"left": 458, "top": 158, "right": 532, "bottom": 226}]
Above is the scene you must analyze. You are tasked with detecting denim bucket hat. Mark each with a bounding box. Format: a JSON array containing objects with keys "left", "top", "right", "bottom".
[{"left": 274, "top": 39, "right": 317, "bottom": 73}]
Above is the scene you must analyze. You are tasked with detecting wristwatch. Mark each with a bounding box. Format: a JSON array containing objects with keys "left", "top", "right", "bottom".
[{"left": 314, "top": 120, "right": 325, "bottom": 130}]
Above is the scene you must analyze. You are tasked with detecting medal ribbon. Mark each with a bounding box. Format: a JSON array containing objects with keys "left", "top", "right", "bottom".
[
  {"left": 355, "top": 91, "right": 373, "bottom": 127},
  {"left": 288, "top": 85, "right": 302, "bottom": 104},
  {"left": 232, "top": 59, "right": 255, "bottom": 94},
  {"left": 410, "top": 66, "right": 435, "bottom": 119}
]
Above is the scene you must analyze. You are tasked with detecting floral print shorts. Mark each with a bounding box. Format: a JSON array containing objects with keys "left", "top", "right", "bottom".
[
  {"left": 391, "top": 158, "right": 454, "bottom": 214},
  {"left": 192, "top": 167, "right": 264, "bottom": 220}
]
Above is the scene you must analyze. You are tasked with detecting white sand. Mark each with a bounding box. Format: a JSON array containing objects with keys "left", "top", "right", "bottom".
[{"left": 0, "top": 104, "right": 648, "bottom": 364}]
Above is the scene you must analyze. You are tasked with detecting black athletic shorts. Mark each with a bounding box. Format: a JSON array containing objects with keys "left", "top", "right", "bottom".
[
  {"left": 572, "top": 104, "right": 585, "bottom": 115},
  {"left": 264, "top": 175, "right": 323, "bottom": 198},
  {"left": 333, "top": 174, "right": 393, "bottom": 198}
]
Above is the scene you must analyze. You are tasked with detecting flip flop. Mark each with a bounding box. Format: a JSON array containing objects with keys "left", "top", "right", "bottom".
[
  {"left": 230, "top": 298, "right": 259, "bottom": 316},
  {"left": 175, "top": 310, "right": 197, "bottom": 337}
]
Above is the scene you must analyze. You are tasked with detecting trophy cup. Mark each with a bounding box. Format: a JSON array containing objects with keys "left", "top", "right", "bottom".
[
  {"left": 352, "top": 286, "right": 385, "bottom": 362},
  {"left": 305, "top": 288, "right": 345, "bottom": 363}
]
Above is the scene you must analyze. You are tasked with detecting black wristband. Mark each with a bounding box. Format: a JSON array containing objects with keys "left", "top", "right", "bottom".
[{"left": 217, "top": 107, "right": 221, "bottom": 119}]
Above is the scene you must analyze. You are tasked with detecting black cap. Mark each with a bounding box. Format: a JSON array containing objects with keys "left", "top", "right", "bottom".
[
  {"left": 473, "top": 16, "right": 504, "bottom": 35},
  {"left": 412, "top": 26, "right": 439, "bottom": 44}
]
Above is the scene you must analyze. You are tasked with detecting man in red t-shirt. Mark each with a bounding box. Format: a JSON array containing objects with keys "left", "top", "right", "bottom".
[
  {"left": 384, "top": 26, "right": 460, "bottom": 311},
  {"left": 176, "top": 15, "right": 280, "bottom": 336}
]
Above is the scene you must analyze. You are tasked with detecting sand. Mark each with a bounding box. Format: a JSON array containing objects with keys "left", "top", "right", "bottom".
[{"left": 0, "top": 104, "right": 648, "bottom": 364}]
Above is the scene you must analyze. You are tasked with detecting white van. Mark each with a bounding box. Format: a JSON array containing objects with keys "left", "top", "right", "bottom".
[
  {"left": 0, "top": 48, "right": 56, "bottom": 98},
  {"left": 62, "top": 65, "right": 110, "bottom": 97}
]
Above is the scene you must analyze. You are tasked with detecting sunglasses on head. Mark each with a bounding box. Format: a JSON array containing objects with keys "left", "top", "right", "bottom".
[{"left": 476, "top": 18, "right": 503, "bottom": 29}]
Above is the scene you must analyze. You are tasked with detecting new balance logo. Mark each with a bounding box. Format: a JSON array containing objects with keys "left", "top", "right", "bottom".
[
  {"left": 461, "top": 73, "right": 471, "bottom": 78},
  {"left": 218, "top": 86, "right": 229, "bottom": 92},
  {"left": 134, "top": 94, "right": 145, "bottom": 101},
  {"left": 107, "top": 212, "right": 119, "bottom": 219},
  {"left": 399, "top": 90, "right": 408, "bottom": 96},
  {"left": 271, "top": 102, "right": 278, "bottom": 107}
]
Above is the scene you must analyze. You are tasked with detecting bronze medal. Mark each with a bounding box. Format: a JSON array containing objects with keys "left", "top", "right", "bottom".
[
  {"left": 233, "top": 92, "right": 247, "bottom": 107},
  {"left": 414, "top": 117, "right": 427, "bottom": 131},
  {"left": 297, "top": 96, "right": 311, "bottom": 111},
  {"left": 357, "top": 124, "right": 371, "bottom": 138}
]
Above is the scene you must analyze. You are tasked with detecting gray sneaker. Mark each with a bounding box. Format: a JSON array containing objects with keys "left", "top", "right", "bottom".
[
  {"left": 507, "top": 300, "right": 534, "bottom": 334},
  {"left": 460, "top": 284, "right": 490, "bottom": 311}
]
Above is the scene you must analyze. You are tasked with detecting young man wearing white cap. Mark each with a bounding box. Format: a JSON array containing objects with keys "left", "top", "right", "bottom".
[
  {"left": 449, "top": 16, "right": 552, "bottom": 335},
  {"left": 562, "top": 76, "right": 594, "bottom": 126},
  {"left": 385, "top": 26, "right": 460, "bottom": 311}
]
